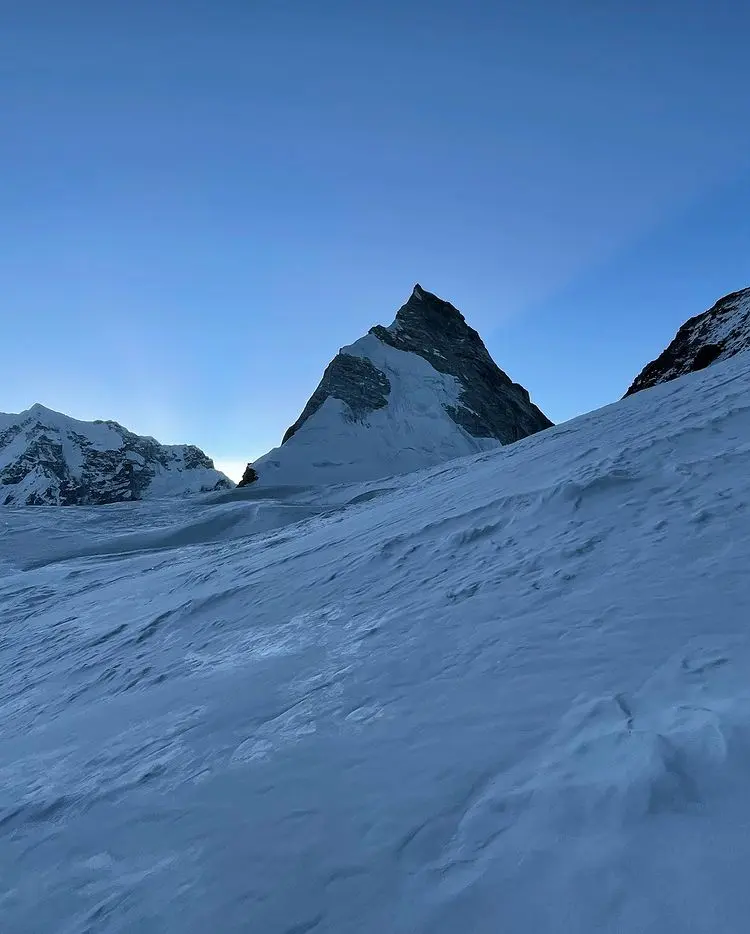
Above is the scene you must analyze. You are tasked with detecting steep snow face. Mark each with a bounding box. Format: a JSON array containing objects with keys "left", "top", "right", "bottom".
[
  {"left": 247, "top": 285, "right": 551, "bottom": 487},
  {"left": 626, "top": 286, "right": 750, "bottom": 395},
  {"left": 0, "top": 404, "right": 233, "bottom": 506},
  {"left": 3, "top": 355, "right": 750, "bottom": 931},
  {"left": 252, "top": 333, "right": 502, "bottom": 487}
]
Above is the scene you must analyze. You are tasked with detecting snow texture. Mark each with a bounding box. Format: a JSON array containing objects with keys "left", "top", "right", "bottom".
[
  {"left": 0, "top": 404, "right": 233, "bottom": 505},
  {"left": 2, "top": 354, "right": 750, "bottom": 931}
]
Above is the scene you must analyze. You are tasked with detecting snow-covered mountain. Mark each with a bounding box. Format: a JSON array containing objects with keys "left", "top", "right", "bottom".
[
  {"left": 3, "top": 351, "right": 750, "bottom": 931},
  {"left": 626, "top": 286, "right": 750, "bottom": 395},
  {"left": 241, "top": 284, "right": 552, "bottom": 487},
  {"left": 0, "top": 404, "right": 233, "bottom": 506}
]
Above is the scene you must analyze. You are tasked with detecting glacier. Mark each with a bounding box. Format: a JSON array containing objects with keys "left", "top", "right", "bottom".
[{"left": 2, "top": 351, "right": 750, "bottom": 932}]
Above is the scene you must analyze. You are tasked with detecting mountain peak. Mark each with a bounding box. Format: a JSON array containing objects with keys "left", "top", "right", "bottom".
[
  {"left": 369, "top": 286, "right": 505, "bottom": 379},
  {"left": 396, "top": 284, "right": 467, "bottom": 323},
  {"left": 245, "top": 286, "right": 552, "bottom": 488},
  {"left": 25, "top": 402, "right": 56, "bottom": 417}
]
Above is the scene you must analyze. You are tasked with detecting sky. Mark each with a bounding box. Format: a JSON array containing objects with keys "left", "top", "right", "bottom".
[{"left": 2, "top": 1, "right": 749, "bottom": 482}]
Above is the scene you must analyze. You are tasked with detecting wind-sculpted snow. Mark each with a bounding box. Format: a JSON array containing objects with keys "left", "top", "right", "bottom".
[{"left": 2, "top": 354, "right": 750, "bottom": 931}]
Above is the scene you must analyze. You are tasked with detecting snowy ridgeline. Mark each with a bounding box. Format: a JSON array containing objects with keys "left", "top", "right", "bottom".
[
  {"left": 0, "top": 404, "right": 233, "bottom": 505},
  {"left": 2, "top": 353, "right": 750, "bottom": 931}
]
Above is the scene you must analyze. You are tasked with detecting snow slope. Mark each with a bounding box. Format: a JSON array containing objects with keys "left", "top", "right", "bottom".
[
  {"left": 0, "top": 404, "right": 233, "bottom": 505},
  {"left": 2, "top": 354, "right": 750, "bottom": 931}
]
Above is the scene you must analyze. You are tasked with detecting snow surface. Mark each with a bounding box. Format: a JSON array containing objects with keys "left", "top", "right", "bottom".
[
  {"left": 2, "top": 354, "right": 750, "bottom": 931},
  {"left": 253, "top": 333, "right": 499, "bottom": 486}
]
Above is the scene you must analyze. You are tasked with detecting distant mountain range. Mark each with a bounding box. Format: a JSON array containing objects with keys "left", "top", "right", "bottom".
[
  {"left": 4, "top": 283, "right": 750, "bottom": 506},
  {"left": 0, "top": 404, "right": 233, "bottom": 506}
]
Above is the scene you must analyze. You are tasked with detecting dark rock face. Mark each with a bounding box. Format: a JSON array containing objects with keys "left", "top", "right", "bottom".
[
  {"left": 690, "top": 343, "right": 723, "bottom": 372},
  {"left": 238, "top": 464, "right": 259, "bottom": 487},
  {"left": 369, "top": 285, "right": 552, "bottom": 443},
  {"left": 282, "top": 353, "right": 392, "bottom": 444},
  {"left": 0, "top": 405, "right": 233, "bottom": 506},
  {"left": 626, "top": 288, "right": 750, "bottom": 397}
]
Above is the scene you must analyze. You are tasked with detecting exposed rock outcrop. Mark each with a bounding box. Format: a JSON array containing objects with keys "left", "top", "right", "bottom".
[{"left": 626, "top": 288, "right": 750, "bottom": 396}]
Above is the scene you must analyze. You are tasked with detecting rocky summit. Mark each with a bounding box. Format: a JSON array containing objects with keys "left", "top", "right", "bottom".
[
  {"left": 242, "top": 285, "right": 552, "bottom": 487},
  {"left": 0, "top": 404, "right": 233, "bottom": 506},
  {"left": 626, "top": 287, "right": 750, "bottom": 396},
  {"left": 369, "top": 285, "right": 552, "bottom": 442}
]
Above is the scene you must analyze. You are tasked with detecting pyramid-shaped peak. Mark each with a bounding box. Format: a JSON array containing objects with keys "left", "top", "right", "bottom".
[
  {"left": 401, "top": 284, "right": 466, "bottom": 320},
  {"left": 19, "top": 403, "right": 71, "bottom": 426},
  {"left": 375, "top": 286, "right": 485, "bottom": 359},
  {"left": 244, "top": 286, "right": 552, "bottom": 488},
  {"left": 26, "top": 402, "right": 56, "bottom": 416}
]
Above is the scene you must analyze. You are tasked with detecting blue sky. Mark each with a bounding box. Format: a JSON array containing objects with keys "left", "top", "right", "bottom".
[{"left": 3, "top": 1, "right": 749, "bottom": 480}]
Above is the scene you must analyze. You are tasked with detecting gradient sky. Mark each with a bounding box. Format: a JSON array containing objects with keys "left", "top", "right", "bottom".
[{"left": 3, "top": 1, "right": 749, "bottom": 481}]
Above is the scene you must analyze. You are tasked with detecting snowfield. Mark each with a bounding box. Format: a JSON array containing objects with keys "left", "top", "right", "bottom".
[{"left": 2, "top": 352, "right": 750, "bottom": 932}]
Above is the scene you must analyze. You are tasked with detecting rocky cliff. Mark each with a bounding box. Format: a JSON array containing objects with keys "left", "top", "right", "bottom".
[{"left": 626, "top": 287, "right": 750, "bottom": 396}]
